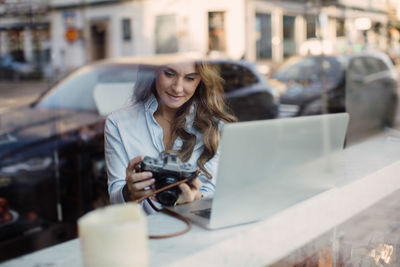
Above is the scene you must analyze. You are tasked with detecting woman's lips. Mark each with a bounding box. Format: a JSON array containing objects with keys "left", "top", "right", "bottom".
[{"left": 166, "top": 93, "right": 183, "bottom": 101}]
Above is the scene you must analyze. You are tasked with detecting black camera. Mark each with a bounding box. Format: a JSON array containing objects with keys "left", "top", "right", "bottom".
[{"left": 138, "top": 152, "right": 198, "bottom": 206}]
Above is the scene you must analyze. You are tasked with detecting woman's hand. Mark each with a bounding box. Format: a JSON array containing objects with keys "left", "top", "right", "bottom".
[
  {"left": 175, "top": 177, "right": 203, "bottom": 205},
  {"left": 124, "top": 156, "right": 155, "bottom": 202}
]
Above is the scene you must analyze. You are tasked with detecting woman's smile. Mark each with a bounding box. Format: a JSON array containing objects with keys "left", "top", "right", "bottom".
[{"left": 166, "top": 92, "right": 183, "bottom": 99}]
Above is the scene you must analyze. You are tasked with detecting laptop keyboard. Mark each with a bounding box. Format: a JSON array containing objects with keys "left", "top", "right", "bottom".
[{"left": 191, "top": 208, "right": 211, "bottom": 219}]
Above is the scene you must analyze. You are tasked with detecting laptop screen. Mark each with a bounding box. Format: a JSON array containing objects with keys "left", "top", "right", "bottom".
[{"left": 208, "top": 113, "right": 349, "bottom": 229}]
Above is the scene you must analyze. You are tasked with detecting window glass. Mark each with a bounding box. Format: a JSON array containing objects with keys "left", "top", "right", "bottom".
[
  {"left": 208, "top": 12, "right": 226, "bottom": 52},
  {"left": 348, "top": 57, "right": 368, "bottom": 76},
  {"left": 349, "top": 57, "right": 388, "bottom": 76},
  {"left": 122, "top": 18, "right": 132, "bottom": 41},
  {"left": 2, "top": 1, "right": 400, "bottom": 263},
  {"left": 306, "top": 15, "right": 317, "bottom": 39},
  {"left": 283, "top": 15, "right": 296, "bottom": 58},
  {"left": 336, "top": 18, "right": 345, "bottom": 37},
  {"left": 364, "top": 57, "right": 388, "bottom": 74},
  {"left": 8, "top": 29, "right": 25, "bottom": 62},
  {"left": 255, "top": 13, "right": 272, "bottom": 59},
  {"left": 155, "top": 15, "right": 178, "bottom": 53}
]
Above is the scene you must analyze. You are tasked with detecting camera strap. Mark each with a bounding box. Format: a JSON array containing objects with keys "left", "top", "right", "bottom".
[
  {"left": 133, "top": 179, "right": 192, "bottom": 239},
  {"left": 146, "top": 198, "right": 192, "bottom": 239}
]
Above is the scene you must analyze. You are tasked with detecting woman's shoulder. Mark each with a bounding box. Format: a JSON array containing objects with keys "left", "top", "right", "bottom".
[{"left": 106, "top": 103, "right": 144, "bottom": 124}]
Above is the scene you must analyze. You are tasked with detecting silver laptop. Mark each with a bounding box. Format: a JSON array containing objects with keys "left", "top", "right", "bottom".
[{"left": 167, "top": 113, "right": 349, "bottom": 229}]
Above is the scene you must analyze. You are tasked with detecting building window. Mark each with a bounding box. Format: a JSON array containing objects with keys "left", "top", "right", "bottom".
[
  {"left": 122, "top": 18, "right": 132, "bottom": 41},
  {"left": 336, "top": 18, "right": 345, "bottom": 37},
  {"left": 208, "top": 12, "right": 226, "bottom": 52},
  {"left": 155, "top": 15, "right": 178, "bottom": 54},
  {"left": 255, "top": 13, "right": 272, "bottom": 59},
  {"left": 306, "top": 15, "right": 316, "bottom": 39},
  {"left": 283, "top": 15, "right": 296, "bottom": 58},
  {"left": 8, "top": 29, "right": 25, "bottom": 62},
  {"left": 32, "top": 27, "right": 51, "bottom": 68}
]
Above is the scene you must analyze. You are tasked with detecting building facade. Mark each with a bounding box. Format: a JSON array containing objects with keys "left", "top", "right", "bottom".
[{"left": 0, "top": 0, "right": 399, "bottom": 77}]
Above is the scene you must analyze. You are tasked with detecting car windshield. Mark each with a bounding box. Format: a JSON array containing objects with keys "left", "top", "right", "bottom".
[
  {"left": 35, "top": 63, "right": 140, "bottom": 112},
  {"left": 273, "top": 56, "right": 345, "bottom": 83}
]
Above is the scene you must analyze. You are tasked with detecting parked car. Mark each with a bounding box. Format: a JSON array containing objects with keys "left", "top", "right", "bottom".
[
  {"left": 0, "top": 56, "right": 278, "bottom": 261},
  {"left": 0, "top": 55, "right": 38, "bottom": 80},
  {"left": 271, "top": 51, "right": 399, "bottom": 142}
]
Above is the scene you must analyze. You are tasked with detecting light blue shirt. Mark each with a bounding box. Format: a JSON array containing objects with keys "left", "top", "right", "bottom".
[{"left": 104, "top": 94, "right": 218, "bottom": 214}]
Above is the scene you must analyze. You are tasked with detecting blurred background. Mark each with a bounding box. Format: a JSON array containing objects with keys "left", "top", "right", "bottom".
[
  {"left": 2, "top": 0, "right": 400, "bottom": 265},
  {"left": 1, "top": 0, "right": 400, "bottom": 80}
]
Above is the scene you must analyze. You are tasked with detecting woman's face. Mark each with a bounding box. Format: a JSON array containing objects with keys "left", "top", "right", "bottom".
[{"left": 155, "top": 62, "right": 201, "bottom": 112}]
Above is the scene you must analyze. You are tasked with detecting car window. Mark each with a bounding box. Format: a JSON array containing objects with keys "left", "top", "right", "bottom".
[
  {"left": 211, "top": 63, "right": 259, "bottom": 93},
  {"left": 349, "top": 56, "right": 389, "bottom": 76},
  {"left": 93, "top": 83, "right": 134, "bottom": 115},
  {"left": 273, "top": 56, "right": 343, "bottom": 83},
  {"left": 364, "top": 57, "right": 389, "bottom": 74},
  {"left": 36, "top": 64, "right": 139, "bottom": 112},
  {"left": 348, "top": 57, "right": 369, "bottom": 76}
]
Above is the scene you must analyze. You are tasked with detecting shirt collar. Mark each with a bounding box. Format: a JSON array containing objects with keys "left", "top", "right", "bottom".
[
  {"left": 144, "top": 93, "right": 197, "bottom": 132},
  {"left": 144, "top": 93, "right": 158, "bottom": 113}
]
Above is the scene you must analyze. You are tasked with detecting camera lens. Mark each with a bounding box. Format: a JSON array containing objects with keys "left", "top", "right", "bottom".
[
  {"left": 155, "top": 176, "right": 181, "bottom": 206},
  {"left": 157, "top": 189, "right": 180, "bottom": 206}
]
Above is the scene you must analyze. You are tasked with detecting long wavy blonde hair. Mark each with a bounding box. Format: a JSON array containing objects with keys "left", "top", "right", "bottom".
[{"left": 134, "top": 61, "right": 237, "bottom": 178}]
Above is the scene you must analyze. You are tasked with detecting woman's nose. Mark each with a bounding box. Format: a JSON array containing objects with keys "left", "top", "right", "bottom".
[{"left": 172, "top": 77, "right": 184, "bottom": 93}]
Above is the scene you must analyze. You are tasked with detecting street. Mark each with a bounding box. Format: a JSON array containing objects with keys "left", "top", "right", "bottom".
[{"left": 0, "top": 80, "right": 49, "bottom": 114}]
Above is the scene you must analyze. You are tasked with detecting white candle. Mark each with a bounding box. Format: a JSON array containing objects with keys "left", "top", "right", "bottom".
[{"left": 78, "top": 203, "right": 148, "bottom": 267}]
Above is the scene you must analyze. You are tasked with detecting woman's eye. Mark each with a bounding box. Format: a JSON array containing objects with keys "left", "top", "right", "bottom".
[
  {"left": 164, "top": 71, "right": 174, "bottom": 77},
  {"left": 185, "top": 76, "right": 195, "bottom": 81}
]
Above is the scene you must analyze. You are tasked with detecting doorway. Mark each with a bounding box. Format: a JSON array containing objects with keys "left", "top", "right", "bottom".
[{"left": 90, "top": 19, "right": 109, "bottom": 61}]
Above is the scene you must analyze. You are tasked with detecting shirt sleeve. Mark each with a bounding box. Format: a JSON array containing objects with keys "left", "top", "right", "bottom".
[
  {"left": 104, "top": 115, "right": 160, "bottom": 214},
  {"left": 104, "top": 116, "right": 129, "bottom": 204}
]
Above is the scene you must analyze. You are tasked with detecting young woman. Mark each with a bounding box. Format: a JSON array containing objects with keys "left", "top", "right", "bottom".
[{"left": 104, "top": 59, "right": 236, "bottom": 214}]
